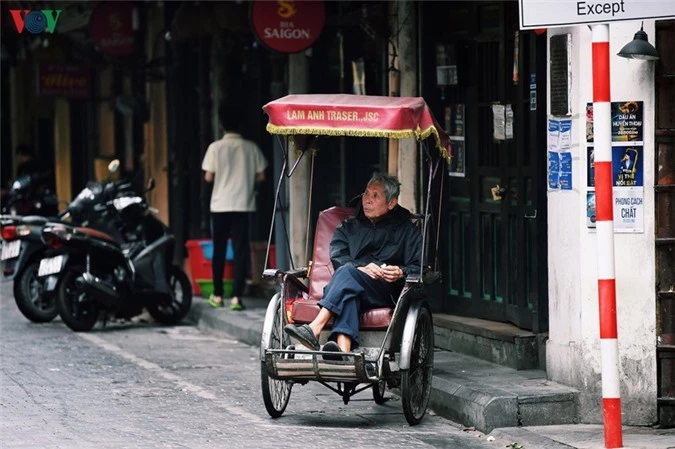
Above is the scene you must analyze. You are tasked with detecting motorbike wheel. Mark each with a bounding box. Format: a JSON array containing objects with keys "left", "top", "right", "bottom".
[
  {"left": 14, "top": 260, "right": 58, "bottom": 323},
  {"left": 147, "top": 265, "right": 193, "bottom": 325},
  {"left": 56, "top": 267, "right": 99, "bottom": 332}
]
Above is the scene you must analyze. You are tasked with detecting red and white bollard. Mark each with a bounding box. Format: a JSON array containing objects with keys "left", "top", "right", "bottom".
[{"left": 591, "top": 23, "right": 623, "bottom": 449}]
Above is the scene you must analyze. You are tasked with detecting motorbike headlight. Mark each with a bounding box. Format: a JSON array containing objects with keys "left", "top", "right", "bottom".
[{"left": 11, "top": 180, "right": 21, "bottom": 190}]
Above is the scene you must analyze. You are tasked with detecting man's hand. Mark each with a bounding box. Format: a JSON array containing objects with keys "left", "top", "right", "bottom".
[{"left": 358, "top": 263, "right": 403, "bottom": 283}]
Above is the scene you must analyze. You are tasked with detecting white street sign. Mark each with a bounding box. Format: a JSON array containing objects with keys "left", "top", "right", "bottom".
[{"left": 519, "top": 0, "right": 675, "bottom": 29}]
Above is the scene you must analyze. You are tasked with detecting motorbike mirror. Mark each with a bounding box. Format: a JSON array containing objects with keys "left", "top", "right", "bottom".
[
  {"left": 108, "top": 159, "right": 120, "bottom": 174},
  {"left": 145, "top": 178, "right": 156, "bottom": 193}
]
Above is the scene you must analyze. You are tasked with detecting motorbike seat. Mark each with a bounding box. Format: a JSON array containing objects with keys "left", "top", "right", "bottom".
[
  {"left": 75, "top": 227, "right": 117, "bottom": 244},
  {"left": 20, "top": 215, "right": 50, "bottom": 225},
  {"left": 289, "top": 206, "right": 394, "bottom": 330}
]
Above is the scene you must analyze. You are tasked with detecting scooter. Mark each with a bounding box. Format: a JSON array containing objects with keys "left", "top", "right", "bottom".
[
  {"left": 0, "top": 160, "right": 137, "bottom": 323},
  {"left": 2, "top": 171, "right": 59, "bottom": 217},
  {"left": 40, "top": 179, "right": 192, "bottom": 332}
]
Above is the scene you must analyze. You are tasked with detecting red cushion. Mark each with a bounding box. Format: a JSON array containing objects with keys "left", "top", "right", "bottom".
[
  {"left": 291, "top": 299, "right": 393, "bottom": 330},
  {"left": 307, "top": 207, "right": 355, "bottom": 300}
]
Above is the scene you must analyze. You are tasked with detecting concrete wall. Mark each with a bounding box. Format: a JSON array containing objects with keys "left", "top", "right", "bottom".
[{"left": 546, "top": 21, "right": 657, "bottom": 425}]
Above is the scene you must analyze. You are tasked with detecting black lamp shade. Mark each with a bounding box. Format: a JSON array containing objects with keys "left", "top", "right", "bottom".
[{"left": 618, "top": 29, "right": 659, "bottom": 61}]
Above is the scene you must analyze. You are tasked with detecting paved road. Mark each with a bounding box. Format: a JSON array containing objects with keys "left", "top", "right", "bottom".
[{"left": 1, "top": 279, "right": 510, "bottom": 449}]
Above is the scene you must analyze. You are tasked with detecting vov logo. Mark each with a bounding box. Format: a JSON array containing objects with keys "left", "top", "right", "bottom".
[{"left": 9, "top": 10, "right": 62, "bottom": 34}]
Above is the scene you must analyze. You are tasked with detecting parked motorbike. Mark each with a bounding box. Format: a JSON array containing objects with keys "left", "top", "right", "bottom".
[
  {"left": 40, "top": 179, "right": 192, "bottom": 332},
  {"left": 2, "top": 171, "right": 59, "bottom": 217},
  {"left": 0, "top": 160, "right": 137, "bottom": 323}
]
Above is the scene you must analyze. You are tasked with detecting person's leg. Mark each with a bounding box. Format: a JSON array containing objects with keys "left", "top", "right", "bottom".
[
  {"left": 315, "top": 265, "right": 391, "bottom": 351},
  {"left": 210, "top": 212, "right": 232, "bottom": 305},
  {"left": 229, "top": 212, "right": 250, "bottom": 309}
]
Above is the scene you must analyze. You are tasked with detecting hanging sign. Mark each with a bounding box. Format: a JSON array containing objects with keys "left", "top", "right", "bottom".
[
  {"left": 89, "top": 1, "right": 135, "bottom": 56},
  {"left": 519, "top": 0, "right": 675, "bottom": 29},
  {"left": 251, "top": 0, "right": 325, "bottom": 54},
  {"left": 37, "top": 63, "right": 91, "bottom": 98}
]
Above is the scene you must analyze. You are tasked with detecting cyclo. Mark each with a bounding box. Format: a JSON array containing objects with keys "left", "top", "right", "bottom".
[{"left": 258, "top": 94, "right": 452, "bottom": 425}]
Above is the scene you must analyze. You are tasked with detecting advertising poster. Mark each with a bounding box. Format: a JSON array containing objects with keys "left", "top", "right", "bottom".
[
  {"left": 613, "top": 187, "right": 644, "bottom": 232},
  {"left": 548, "top": 118, "right": 572, "bottom": 190},
  {"left": 585, "top": 99, "right": 644, "bottom": 233},
  {"left": 586, "top": 101, "right": 643, "bottom": 143},
  {"left": 586, "top": 188, "right": 644, "bottom": 232},
  {"left": 587, "top": 191, "right": 596, "bottom": 228},
  {"left": 587, "top": 146, "right": 595, "bottom": 187},
  {"left": 612, "top": 145, "right": 643, "bottom": 187},
  {"left": 446, "top": 104, "right": 465, "bottom": 178},
  {"left": 448, "top": 138, "right": 465, "bottom": 177}
]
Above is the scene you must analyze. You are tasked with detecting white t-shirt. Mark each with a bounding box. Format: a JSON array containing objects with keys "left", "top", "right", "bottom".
[{"left": 201, "top": 133, "right": 268, "bottom": 212}]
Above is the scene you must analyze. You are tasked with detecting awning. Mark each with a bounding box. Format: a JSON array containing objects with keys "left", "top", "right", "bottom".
[{"left": 262, "top": 94, "right": 452, "bottom": 162}]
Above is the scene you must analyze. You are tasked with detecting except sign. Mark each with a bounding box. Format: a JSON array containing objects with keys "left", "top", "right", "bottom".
[
  {"left": 251, "top": 0, "right": 325, "bottom": 53},
  {"left": 519, "top": 0, "right": 675, "bottom": 29}
]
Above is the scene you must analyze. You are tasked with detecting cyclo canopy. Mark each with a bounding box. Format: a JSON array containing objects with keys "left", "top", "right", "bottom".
[{"left": 262, "top": 94, "right": 452, "bottom": 163}]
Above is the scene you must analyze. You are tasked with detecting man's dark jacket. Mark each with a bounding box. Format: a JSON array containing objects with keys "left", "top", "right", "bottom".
[{"left": 329, "top": 202, "right": 423, "bottom": 277}]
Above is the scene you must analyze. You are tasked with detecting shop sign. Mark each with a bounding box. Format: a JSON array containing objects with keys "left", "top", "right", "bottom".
[
  {"left": 251, "top": 0, "right": 325, "bottom": 53},
  {"left": 89, "top": 1, "right": 135, "bottom": 56},
  {"left": 37, "top": 63, "right": 91, "bottom": 98}
]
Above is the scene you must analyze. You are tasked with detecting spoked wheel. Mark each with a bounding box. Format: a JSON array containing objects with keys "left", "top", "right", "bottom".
[
  {"left": 147, "top": 266, "right": 193, "bottom": 325},
  {"left": 401, "top": 305, "right": 434, "bottom": 425},
  {"left": 14, "top": 260, "right": 58, "bottom": 323},
  {"left": 56, "top": 267, "right": 99, "bottom": 332},
  {"left": 372, "top": 379, "right": 387, "bottom": 404},
  {"left": 260, "top": 296, "right": 292, "bottom": 418}
]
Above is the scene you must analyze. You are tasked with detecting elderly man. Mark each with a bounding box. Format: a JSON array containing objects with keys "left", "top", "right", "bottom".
[{"left": 284, "top": 172, "right": 422, "bottom": 359}]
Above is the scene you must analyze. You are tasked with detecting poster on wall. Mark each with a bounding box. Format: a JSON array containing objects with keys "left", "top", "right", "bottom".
[
  {"left": 585, "top": 100, "right": 644, "bottom": 233},
  {"left": 613, "top": 187, "right": 644, "bottom": 232},
  {"left": 446, "top": 104, "right": 466, "bottom": 177},
  {"left": 548, "top": 118, "right": 572, "bottom": 190},
  {"left": 586, "top": 101, "right": 644, "bottom": 143}
]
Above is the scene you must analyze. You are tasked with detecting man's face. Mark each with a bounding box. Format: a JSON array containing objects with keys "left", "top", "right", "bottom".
[{"left": 362, "top": 182, "right": 397, "bottom": 222}]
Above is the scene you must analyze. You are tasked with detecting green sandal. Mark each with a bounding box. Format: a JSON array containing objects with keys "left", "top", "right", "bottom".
[
  {"left": 207, "top": 294, "right": 224, "bottom": 308},
  {"left": 230, "top": 300, "right": 246, "bottom": 311}
]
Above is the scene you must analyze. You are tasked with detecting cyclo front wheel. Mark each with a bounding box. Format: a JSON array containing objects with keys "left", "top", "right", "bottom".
[
  {"left": 401, "top": 304, "right": 434, "bottom": 425},
  {"left": 260, "top": 294, "right": 292, "bottom": 418}
]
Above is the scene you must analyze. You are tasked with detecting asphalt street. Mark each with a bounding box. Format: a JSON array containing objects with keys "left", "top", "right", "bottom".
[{"left": 0, "top": 279, "right": 513, "bottom": 449}]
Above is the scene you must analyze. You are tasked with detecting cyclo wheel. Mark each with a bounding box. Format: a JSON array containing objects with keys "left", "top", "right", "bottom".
[
  {"left": 372, "top": 379, "right": 386, "bottom": 404},
  {"left": 260, "top": 294, "right": 292, "bottom": 418},
  {"left": 401, "top": 304, "right": 434, "bottom": 425}
]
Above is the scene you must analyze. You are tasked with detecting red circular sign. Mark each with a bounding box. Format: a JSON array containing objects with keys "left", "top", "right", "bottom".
[
  {"left": 251, "top": 0, "right": 325, "bottom": 54},
  {"left": 89, "top": 1, "right": 135, "bottom": 56}
]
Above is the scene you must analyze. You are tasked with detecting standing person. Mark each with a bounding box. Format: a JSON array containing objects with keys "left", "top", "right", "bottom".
[
  {"left": 202, "top": 107, "right": 268, "bottom": 310},
  {"left": 284, "top": 173, "right": 422, "bottom": 358}
]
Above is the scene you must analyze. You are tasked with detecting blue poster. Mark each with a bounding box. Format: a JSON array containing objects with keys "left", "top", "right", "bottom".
[
  {"left": 559, "top": 152, "right": 572, "bottom": 190},
  {"left": 548, "top": 151, "right": 560, "bottom": 188},
  {"left": 612, "top": 145, "right": 643, "bottom": 187}
]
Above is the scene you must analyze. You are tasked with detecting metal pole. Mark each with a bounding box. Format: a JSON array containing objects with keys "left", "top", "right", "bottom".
[{"left": 591, "top": 23, "right": 623, "bottom": 449}]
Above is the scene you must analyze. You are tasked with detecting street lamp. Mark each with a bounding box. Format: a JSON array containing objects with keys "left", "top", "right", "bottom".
[{"left": 617, "top": 23, "right": 659, "bottom": 60}]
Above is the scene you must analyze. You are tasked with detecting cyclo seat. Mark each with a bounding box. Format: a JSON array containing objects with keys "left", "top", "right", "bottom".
[{"left": 289, "top": 206, "right": 394, "bottom": 330}]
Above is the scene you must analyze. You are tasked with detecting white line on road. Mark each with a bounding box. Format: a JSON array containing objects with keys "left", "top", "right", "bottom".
[{"left": 78, "top": 332, "right": 265, "bottom": 423}]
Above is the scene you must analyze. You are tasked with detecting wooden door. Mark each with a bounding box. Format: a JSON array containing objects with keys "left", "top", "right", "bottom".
[{"left": 442, "top": 2, "right": 548, "bottom": 332}]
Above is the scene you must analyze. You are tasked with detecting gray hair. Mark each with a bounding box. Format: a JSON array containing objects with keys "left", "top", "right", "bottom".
[{"left": 367, "top": 172, "right": 401, "bottom": 202}]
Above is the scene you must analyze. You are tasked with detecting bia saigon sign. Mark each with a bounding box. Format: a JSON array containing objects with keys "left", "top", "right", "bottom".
[{"left": 251, "top": 1, "right": 325, "bottom": 53}]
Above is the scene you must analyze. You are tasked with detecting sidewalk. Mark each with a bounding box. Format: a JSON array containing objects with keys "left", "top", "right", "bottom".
[{"left": 186, "top": 295, "right": 674, "bottom": 449}]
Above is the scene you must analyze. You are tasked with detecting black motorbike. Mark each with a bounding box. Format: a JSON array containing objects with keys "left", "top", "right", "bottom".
[
  {"left": 2, "top": 171, "right": 59, "bottom": 217},
  {"left": 40, "top": 180, "right": 192, "bottom": 332},
  {"left": 0, "top": 161, "right": 138, "bottom": 323}
]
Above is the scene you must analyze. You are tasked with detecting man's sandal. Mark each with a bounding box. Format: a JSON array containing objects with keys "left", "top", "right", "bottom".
[{"left": 283, "top": 324, "right": 320, "bottom": 350}]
